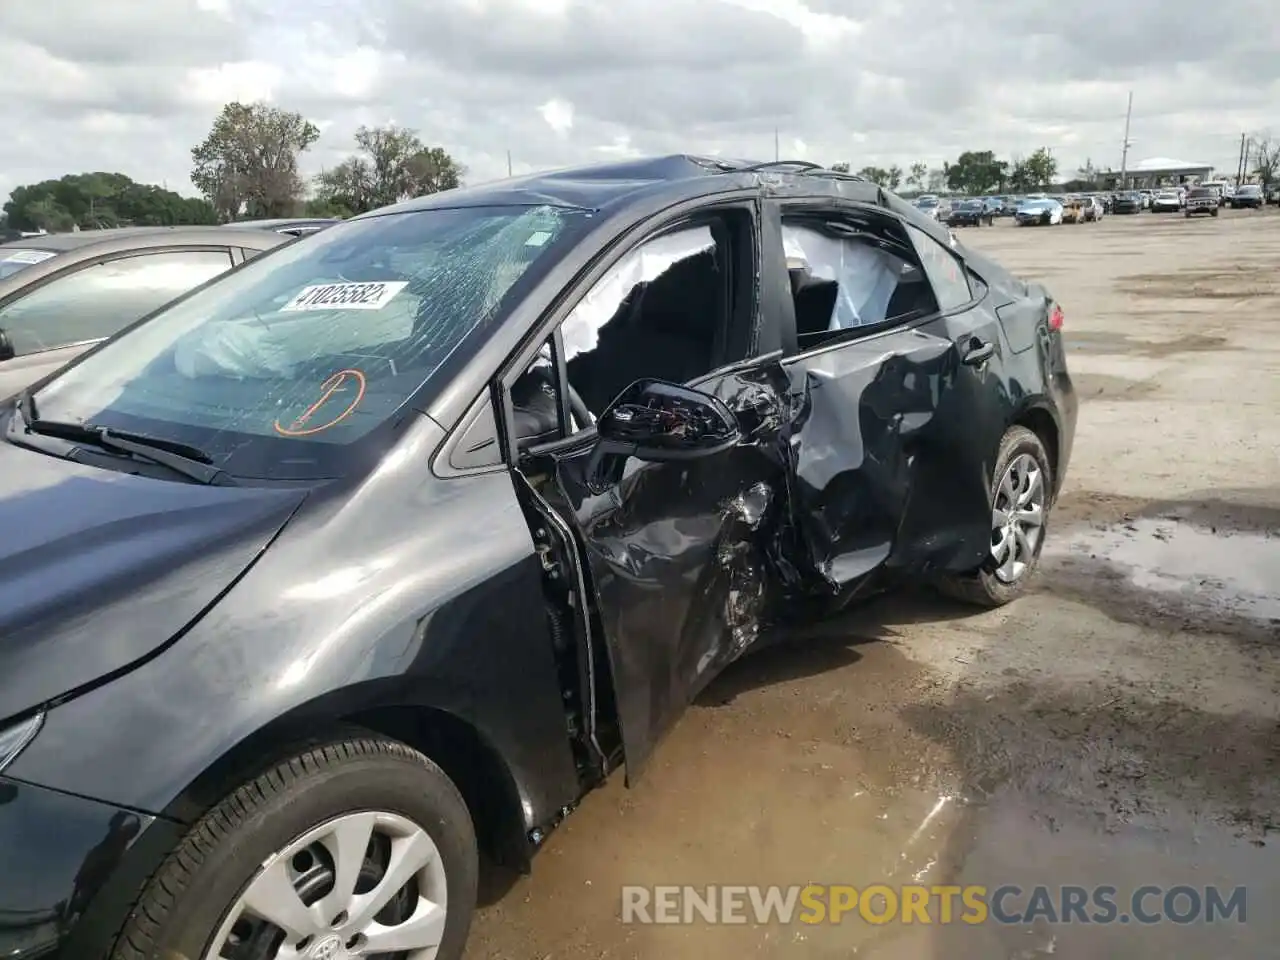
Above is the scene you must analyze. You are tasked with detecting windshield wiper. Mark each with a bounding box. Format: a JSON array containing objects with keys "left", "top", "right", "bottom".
[{"left": 13, "top": 396, "right": 230, "bottom": 485}]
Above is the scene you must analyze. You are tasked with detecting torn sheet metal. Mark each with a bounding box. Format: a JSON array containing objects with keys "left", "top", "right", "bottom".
[
  {"left": 779, "top": 329, "right": 959, "bottom": 602},
  {"left": 545, "top": 362, "right": 793, "bottom": 780}
]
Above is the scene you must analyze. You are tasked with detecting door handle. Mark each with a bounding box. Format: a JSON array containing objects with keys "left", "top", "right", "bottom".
[{"left": 961, "top": 338, "right": 995, "bottom": 366}]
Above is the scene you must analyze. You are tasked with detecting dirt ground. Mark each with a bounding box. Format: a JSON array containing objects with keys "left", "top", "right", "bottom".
[{"left": 466, "top": 207, "right": 1280, "bottom": 958}]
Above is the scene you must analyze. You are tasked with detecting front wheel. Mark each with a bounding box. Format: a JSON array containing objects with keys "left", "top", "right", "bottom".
[
  {"left": 936, "top": 426, "right": 1053, "bottom": 608},
  {"left": 111, "top": 737, "right": 479, "bottom": 960}
]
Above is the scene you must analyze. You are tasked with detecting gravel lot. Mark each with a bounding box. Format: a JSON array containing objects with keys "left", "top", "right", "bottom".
[{"left": 467, "top": 207, "right": 1280, "bottom": 959}]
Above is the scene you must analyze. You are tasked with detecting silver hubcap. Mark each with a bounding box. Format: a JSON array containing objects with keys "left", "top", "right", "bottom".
[
  {"left": 990, "top": 453, "right": 1045, "bottom": 584},
  {"left": 204, "top": 811, "right": 448, "bottom": 960}
]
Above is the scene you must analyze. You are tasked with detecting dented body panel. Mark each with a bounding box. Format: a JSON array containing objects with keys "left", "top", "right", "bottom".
[{"left": 542, "top": 362, "right": 793, "bottom": 776}]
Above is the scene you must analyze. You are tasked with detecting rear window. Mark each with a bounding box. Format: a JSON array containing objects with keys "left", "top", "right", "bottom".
[{"left": 0, "top": 248, "right": 56, "bottom": 280}]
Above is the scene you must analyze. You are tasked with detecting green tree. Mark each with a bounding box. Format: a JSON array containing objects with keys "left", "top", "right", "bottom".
[
  {"left": 4, "top": 173, "right": 216, "bottom": 231},
  {"left": 906, "top": 162, "right": 928, "bottom": 189},
  {"left": 1023, "top": 147, "right": 1058, "bottom": 188},
  {"left": 191, "top": 102, "right": 320, "bottom": 220},
  {"left": 1007, "top": 155, "right": 1031, "bottom": 192},
  {"left": 829, "top": 161, "right": 851, "bottom": 173},
  {"left": 855, "top": 165, "right": 902, "bottom": 190},
  {"left": 314, "top": 125, "right": 464, "bottom": 215},
  {"left": 943, "top": 151, "right": 1009, "bottom": 194},
  {"left": 303, "top": 196, "right": 354, "bottom": 219}
]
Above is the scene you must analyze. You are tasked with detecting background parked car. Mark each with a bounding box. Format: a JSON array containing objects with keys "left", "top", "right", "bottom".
[
  {"left": 946, "top": 199, "right": 993, "bottom": 227},
  {"left": 1184, "top": 187, "right": 1219, "bottom": 218},
  {"left": 1150, "top": 190, "right": 1182, "bottom": 213},
  {"left": 913, "top": 195, "right": 941, "bottom": 220},
  {"left": 0, "top": 226, "right": 289, "bottom": 398},
  {"left": 1111, "top": 191, "right": 1143, "bottom": 214},
  {"left": 1080, "top": 197, "right": 1104, "bottom": 221},
  {"left": 1060, "top": 198, "right": 1084, "bottom": 223},
  {"left": 1016, "top": 198, "right": 1064, "bottom": 225},
  {"left": 1267, "top": 185, "right": 1280, "bottom": 206},
  {"left": 1230, "top": 184, "right": 1264, "bottom": 209}
]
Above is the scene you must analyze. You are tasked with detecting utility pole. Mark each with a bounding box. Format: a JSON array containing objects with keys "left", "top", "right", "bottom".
[
  {"left": 1118, "top": 90, "right": 1133, "bottom": 188},
  {"left": 506, "top": 150, "right": 513, "bottom": 177},
  {"left": 1236, "top": 134, "right": 1248, "bottom": 186},
  {"left": 774, "top": 127, "right": 779, "bottom": 162}
]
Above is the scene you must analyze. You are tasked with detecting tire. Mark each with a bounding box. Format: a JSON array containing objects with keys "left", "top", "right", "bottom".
[
  {"left": 110, "top": 737, "right": 479, "bottom": 960},
  {"left": 935, "top": 426, "right": 1053, "bottom": 608},
  {"left": 1211, "top": 209, "right": 1219, "bottom": 217}
]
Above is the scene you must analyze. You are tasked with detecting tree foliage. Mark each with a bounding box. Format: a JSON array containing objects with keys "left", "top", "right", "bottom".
[
  {"left": 855, "top": 165, "right": 903, "bottom": 190},
  {"left": 1251, "top": 134, "right": 1279, "bottom": 188},
  {"left": 3, "top": 172, "right": 216, "bottom": 231},
  {"left": 944, "top": 151, "right": 1009, "bottom": 195},
  {"left": 906, "top": 162, "right": 928, "bottom": 189},
  {"left": 191, "top": 102, "right": 320, "bottom": 221},
  {"left": 829, "top": 161, "right": 851, "bottom": 173},
  {"left": 314, "top": 125, "right": 464, "bottom": 215},
  {"left": 1010, "top": 147, "right": 1058, "bottom": 190}
]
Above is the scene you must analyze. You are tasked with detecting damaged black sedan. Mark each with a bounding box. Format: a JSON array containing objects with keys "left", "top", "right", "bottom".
[{"left": 0, "top": 155, "right": 1075, "bottom": 960}]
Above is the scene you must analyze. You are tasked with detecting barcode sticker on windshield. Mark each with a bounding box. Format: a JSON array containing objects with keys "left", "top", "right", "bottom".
[
  {"left": 279, "top": 281, "right": 408, "bottom": 312},
  {"left": 1, "top": 249, "right": 56, "bottom": 265},
  {"left": 525, "top": 231, "right": 551, "bottom": 247}
]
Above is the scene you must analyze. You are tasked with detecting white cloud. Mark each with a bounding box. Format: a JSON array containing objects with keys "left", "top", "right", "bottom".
[
  {"left": 0, "top": 0, "right": 1276, "bottom": 202},
  {"left": 539, "top": 98, "right": 575, "bottom": 136}
]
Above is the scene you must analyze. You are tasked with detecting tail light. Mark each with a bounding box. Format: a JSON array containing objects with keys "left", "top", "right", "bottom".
[{"left": 1048, "top": 304, "right": 1064, "bottom": 331}]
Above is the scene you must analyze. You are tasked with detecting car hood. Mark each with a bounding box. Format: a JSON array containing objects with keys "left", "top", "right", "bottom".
[{"left": 0, "top": 439, "right": 307, "bottom": 723}]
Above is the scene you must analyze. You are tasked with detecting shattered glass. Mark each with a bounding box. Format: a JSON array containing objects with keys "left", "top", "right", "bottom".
[{"left": 33, "top": 205, "right": 586, "bottom": 469}]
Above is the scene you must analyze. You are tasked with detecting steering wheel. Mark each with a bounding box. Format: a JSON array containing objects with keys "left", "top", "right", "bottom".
[{"left": 567, "top": 383, "right": 594, "bottom": 433}]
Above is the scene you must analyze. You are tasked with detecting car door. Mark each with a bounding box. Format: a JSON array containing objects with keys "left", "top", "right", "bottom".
[
  {"left": 507, "top": 205, "right": 795, "bottom": 779},
  {"left": 769, "top": 201, "right": 1013, "bottom": 604},
  {"left": 0, "top": 247, "right": 236, "bottom": 398}
]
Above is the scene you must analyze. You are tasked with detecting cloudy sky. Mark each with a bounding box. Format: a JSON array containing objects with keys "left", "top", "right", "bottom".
[{"left": 1, "top": 0, "right": 1276, "bottom": 201}]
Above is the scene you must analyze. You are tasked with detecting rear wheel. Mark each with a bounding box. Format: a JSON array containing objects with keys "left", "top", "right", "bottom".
[
  {"left": 936, "top": 426, "right": 1052, "bottom": 608},
  {"left": 111, "top": 737, "right": 479, "bottom": 960}
]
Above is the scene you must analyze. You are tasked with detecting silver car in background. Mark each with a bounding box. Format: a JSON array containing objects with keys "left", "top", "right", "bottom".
[{"left": 0, "top": 226, "right": 289, "bottom": 399}]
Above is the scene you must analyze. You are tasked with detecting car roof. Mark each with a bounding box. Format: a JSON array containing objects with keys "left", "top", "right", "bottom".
[
  {"left": 352, "top": 153, "right": 955, "bottom": 247},
  {"left": 222, "top": 217, "right": 344, "bottom": 230},
  {"left": 0, "top": 225, "right": 287, "bottom": 254}
]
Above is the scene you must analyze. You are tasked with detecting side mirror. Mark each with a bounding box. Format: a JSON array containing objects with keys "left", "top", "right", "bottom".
[
  {"left": 595, "top": 379, "right": 741, "bottom": 462},
  {"left": 0, "top": 329, "right": 13, "bottom": 362},
  {"left": 583, "top": 380, "right": 740, "bottom": 492}
]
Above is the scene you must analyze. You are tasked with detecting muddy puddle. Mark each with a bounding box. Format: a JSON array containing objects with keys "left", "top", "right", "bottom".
[
  {"left": 1043, "top": 517, "right": 1280, "bottom": 627},
  {"left": 861, "top": 788, "right": 1280, "bottom": 959}
]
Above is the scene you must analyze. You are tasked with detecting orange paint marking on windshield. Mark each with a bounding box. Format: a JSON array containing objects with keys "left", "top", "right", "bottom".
[{"left": 273, "top": 369, "right": 367, "bottom": 437}]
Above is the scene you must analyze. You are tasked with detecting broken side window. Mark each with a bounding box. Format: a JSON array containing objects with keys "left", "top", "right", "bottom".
[
  {"left": 781, "top": 218, "right": 939, "bottom": 350},
  {"left": 560, "top": 223, "right": 729, "bottom": 419}
]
